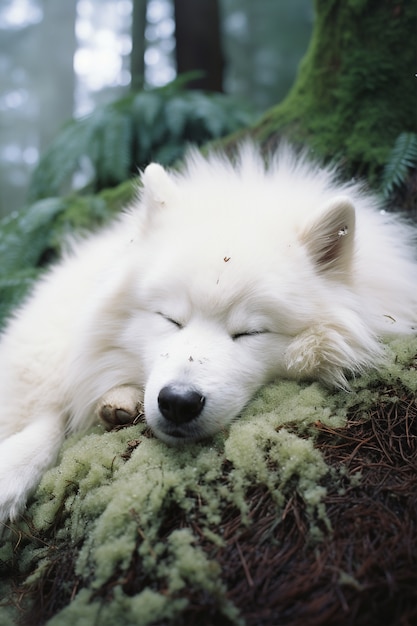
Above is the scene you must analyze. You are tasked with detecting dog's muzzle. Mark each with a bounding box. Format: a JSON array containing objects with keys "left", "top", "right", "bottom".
[{"left": 158, "top": 384, "right": 205, "bottom": 426}]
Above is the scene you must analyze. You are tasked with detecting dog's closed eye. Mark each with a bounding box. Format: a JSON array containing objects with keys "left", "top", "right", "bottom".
[
  {"left": 157, "top": 313, "right": 184, "bottom": 330},
  {"left": 231, "top": 330, "right": 267, "bottom": 341}
]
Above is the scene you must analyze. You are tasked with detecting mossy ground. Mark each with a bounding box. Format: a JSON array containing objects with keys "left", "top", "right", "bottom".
[{"left": 1, "top": 337, "right": 416, "bottom": 626}]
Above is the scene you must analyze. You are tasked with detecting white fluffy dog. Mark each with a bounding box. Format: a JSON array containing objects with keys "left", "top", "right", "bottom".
[{"left": 0, "top": 144, "right": 416, "bottom": 523}]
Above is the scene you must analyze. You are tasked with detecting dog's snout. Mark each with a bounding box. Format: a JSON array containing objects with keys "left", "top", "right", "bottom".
[{"left": 158, "top": 385, "right": 205, "bottom": 424}]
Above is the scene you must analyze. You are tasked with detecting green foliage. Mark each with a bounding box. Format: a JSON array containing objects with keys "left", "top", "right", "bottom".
[
  {"left": 381, "top": 132, "right": 417, "bottom": 199},
  {"left": 0, "top": 182, "right": 136, "bottom": 329},
  {"left": 29, "top": 78, "right": 255, "bottom": 201},
  {"left": 2, "top": 75, "right": 252, "bottom": 328},
  {"left": 0, "top": 198, "right": 64, "bottom": 327}
]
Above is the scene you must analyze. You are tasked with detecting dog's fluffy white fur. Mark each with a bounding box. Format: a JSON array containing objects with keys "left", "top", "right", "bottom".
[{"left": 0, "top": 144, "right": 416, "bottom": 523}]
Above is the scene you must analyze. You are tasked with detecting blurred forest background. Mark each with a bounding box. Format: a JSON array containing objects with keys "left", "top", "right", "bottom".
[
  {"left": 0, "top": 5, "right": 416, "bottom": 623},
  {"left": 0, "top": 0, "right": 313, "bottom": 217}
]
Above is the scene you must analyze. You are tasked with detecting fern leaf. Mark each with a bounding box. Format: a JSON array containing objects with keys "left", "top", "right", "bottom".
[
  {"left": 164, "top": 96, "right": 192, "bottom": 139},
  {"left": 28, "top": 79, "right": 255, "bottom": 199},
  {"left": 382, "top": 132, "right": 417, "bottom": 198},
  {"left": 131, "top": 91, "right": 165, "bottom": 162},
  {"left": 0, "top": 198, "right": 65, "bottom": 273},
  {"left": 93, "top": 107, "right": 132, "bottom": 187}
]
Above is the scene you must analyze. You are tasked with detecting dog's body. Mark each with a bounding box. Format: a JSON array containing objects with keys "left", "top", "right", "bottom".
[{"left": 0, "top": 144, "right": 416, "bottom": 522}]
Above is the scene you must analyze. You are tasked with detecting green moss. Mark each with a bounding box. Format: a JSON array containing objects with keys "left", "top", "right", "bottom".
[
  {"left": 0, "top": 602, "right": 17, "bottom": 626},
  {"left": 253, "top": 0, "right": 417, "bottom": 182},
  {"left": 43, "top": 586, "right": 193, "bottom": 626},
  {"left": 1, "top": 336, "right": 415, "bottom": 624}
]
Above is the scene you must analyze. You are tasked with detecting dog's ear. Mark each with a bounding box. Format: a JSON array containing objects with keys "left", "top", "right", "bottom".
[
  {"left": 141, "top": 163, "right": 178, "bottom": 210},
  {"left": 301, "top": 197, "right": 356, "bottom": 275}
]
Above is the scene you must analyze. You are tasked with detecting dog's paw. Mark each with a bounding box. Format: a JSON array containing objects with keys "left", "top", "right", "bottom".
[
  {"left": 0, "top": 418, "right": 64, "bottom": 525},
  {"left": 97, "top": 385, "right": 144, "bottom": 429},
  {"left": 0, "top": 485, "right": 27, "bottom": 525},
  {"left": 0, "top": 461, "right": 39, "bottom": 524}
]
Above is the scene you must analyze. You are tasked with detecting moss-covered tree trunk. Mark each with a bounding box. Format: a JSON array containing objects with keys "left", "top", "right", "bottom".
[{"left": 253, "top": 0, "right": 417, "bottom": 181}]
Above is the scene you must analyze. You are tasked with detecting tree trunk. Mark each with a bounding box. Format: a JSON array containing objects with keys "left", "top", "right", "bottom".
[
  {"left": 173, "top": 0, "right": 224, "bottom": 92},
  {"left": 38, "top": 0, "right": 77, "bottom": 149},
  {"left": 252, "top": 0, "right": 417, "bottom": 182},
  {"left": 130, "top": 0, "right": 147, "bottom": 91}
]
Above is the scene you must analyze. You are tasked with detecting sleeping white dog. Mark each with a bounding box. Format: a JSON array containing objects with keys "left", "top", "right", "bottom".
[{"left": 0, "top": 144, "right": 416, "bottom": 523}]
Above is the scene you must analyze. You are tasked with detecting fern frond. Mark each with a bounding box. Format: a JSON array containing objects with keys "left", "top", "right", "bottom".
[
  {"left": 0, "top": 198, "right": 65, "bottom": 273},
  {"left": 29, "top": 120, "right": 90, "bottom": 201},
  {"left": 382, "top": 132, "right": 417, "bottom": 198},
  {"left": 165, "top": 96, "right": 193, "bottom": 139},
  {"left": 91, "top": 108, "right": 132, "bottom": 187},
  {"left": 0, "top": 184, "right": 136, "bottom": 329},
  {"left": 131, "top": 91, "right": 165, "bottom": 162},
  {"left": 28, "top": 79, "right": 255, "bottom": 200}
]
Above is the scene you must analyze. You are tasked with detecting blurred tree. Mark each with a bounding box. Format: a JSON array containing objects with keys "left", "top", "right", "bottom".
[
  {"left": 173, "top": 0, "right": 224, "bottom": 91},
  {"left": 0, "top": 0, "right": 77, "bottom": 217},
  {"left": 130, "top": 0, "right": 147, "bottom": 91},
  {"left": 38, "top": 0, "right": 77, "bottom": 150},
  {"left": 0, "top": 0, "right": 313, "bottom": 217}
]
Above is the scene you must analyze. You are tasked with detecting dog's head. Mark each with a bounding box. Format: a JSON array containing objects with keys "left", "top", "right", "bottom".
[{"left": 116, "top": 151, "right": 380, "bottom": 444}]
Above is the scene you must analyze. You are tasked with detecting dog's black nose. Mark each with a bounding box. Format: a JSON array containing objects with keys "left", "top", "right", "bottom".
[{"left": 158, "top": 385, "right": 205, "bottom": 424}]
